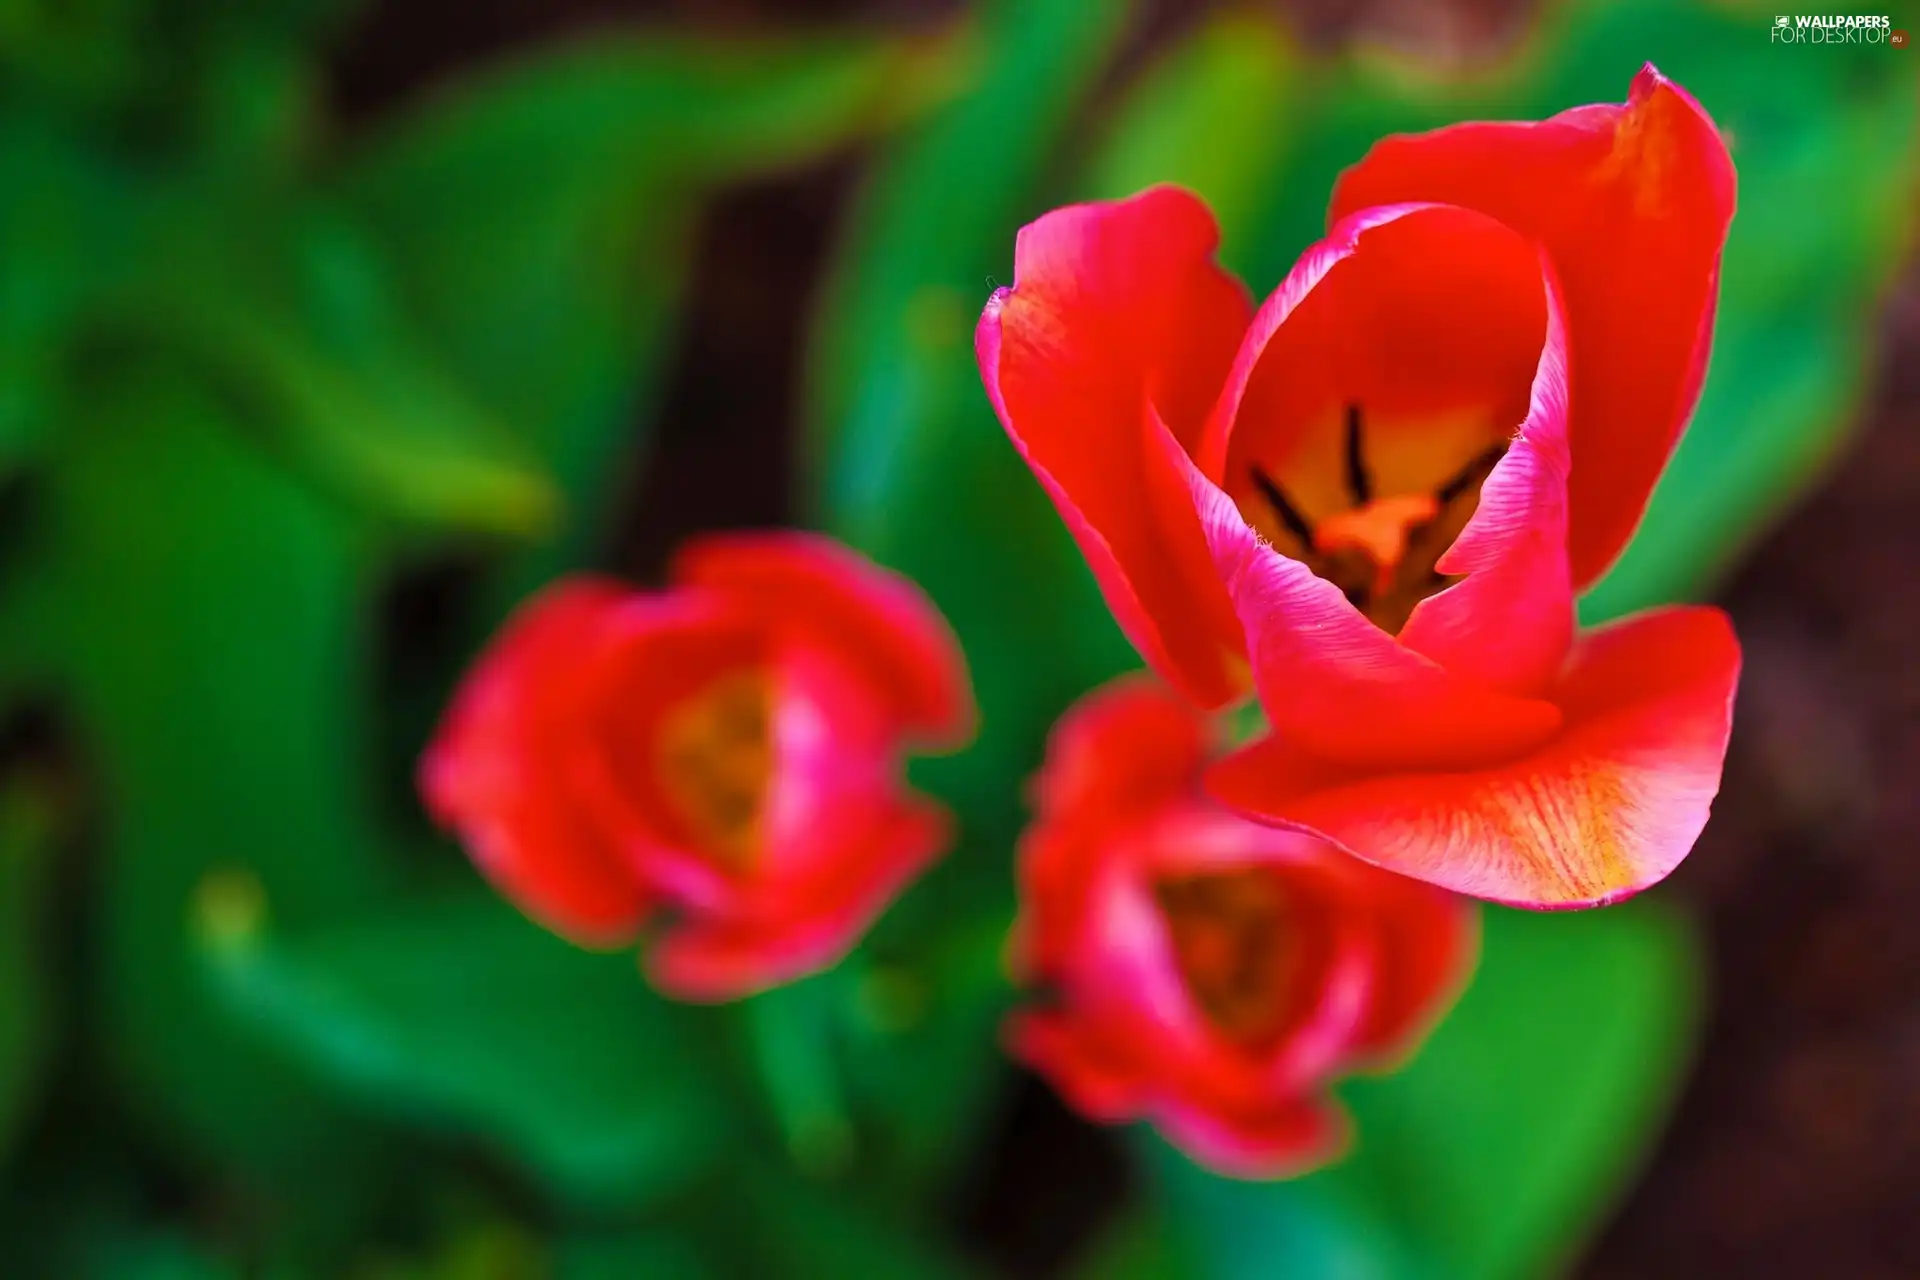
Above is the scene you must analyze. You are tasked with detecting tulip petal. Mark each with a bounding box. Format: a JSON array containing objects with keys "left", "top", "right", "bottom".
[
  {"left": 671, "top": 530, "right": 975, "bottom": 747},
  {"left": 1142, "top": 812, "right": 1389, "bottom": 1093},
  {"left": 1397, "top": 247, "right": 1574, "bottom": 696},
  {"left": 1203, "top": 202, "right": 1544, "bottom": 504},
  {"left": 1012, "top": 675, "right": 1478, "bottom": 1178},
  {"left": 1010, "top": 801, "right": 1120, "bottom": 988},
  {"left": 1160, "top": 417, "right": 1565, "bottom": 773},
  {"left": 1330, "top": 65, "right": 1737, "bottom": 587},
  {"left": 568, "top": 594, "right": 768, "bottom": 914},
  {"left": 645, "top": 790, "right": 948, "bottom": 1001},
  {"left": 1209, "top": 606, "right": 1741, "bottom": 907},
  {"left": 419, "top": 578, "right": 650, "bottom": 945},
  {"left": 449, "top": 801, "right": 646, "bottom": 949},
  {"left": 644, "top": 638, "right": 954, "bottom": 1000},
  {"left": 1005, "top": 1009, "right": 1153, "bottom": 1122},
  {"left": 1346, "top": 882, "right": 1478, "bottom": 1069},
  {"left": 977, "top": 186, "right": 1252, "bottom": 706},
  {"left": 1029, "top": 673, "right": 1207, "bottom": 822},
  {"left": 1012, "top": 928, "right": 1354, "bottom": 1182},
  {"left": 1155, "top": 1093, "right": 1350, "bottom": 1182},
  {"left": 1013, "top": 981, "right": 1352, "bottom": 1182},
  {"left": 1206, "top": 201, "right": 1575, "bottom": 698}
]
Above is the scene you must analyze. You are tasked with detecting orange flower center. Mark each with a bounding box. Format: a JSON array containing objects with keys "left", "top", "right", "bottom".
[
  {"left": 1154, "top": 868, "right": 1304, "bottom": 1050},
  {"left": 1243, "top": 404, "right": 1504, "bottom": 633},
  {"left": 1312, "top": 493, "right": 1442, "bottom": 597},
  {"left": 653, "top": 670, "right": 772, "bottom": 870}
]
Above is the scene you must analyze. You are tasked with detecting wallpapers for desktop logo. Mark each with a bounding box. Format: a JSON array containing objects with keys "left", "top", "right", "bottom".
[{"left": 1771, "top": 14, "right": 1903, "bottom": 43}]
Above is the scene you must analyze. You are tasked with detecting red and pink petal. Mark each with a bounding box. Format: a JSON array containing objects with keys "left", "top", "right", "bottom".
[
  {"left": 447, "top": 801, "right": 649, "bottom": 949},
  {"left": 977, "top": 186, "right": 1252, "bottom": 707},
  {"left": 1209, "top": 606, "right": 1741, "bottom": 908},
  {"left": 1029, "top": 674, "right": 1208, "bottom": 823},
  {"left": 1329, "top": 65, "right": 1737, "bottom": 587},
  {"left": 1397, "top": 249, "right": 1575, "bottom": 697},
  {"left": 1153, "top": 1092, "right": 1351, "bottom": 1181},
  {"left": 1344, "top": 876, "right": 1478, "bottom": 1068},
  {"left": 1168, "top": 204, "right": 1580, "bottom": 766},
  {"left": 1168, "top": 425, "right": 1564, "bottom": 773},
  {"left": 671, "top": 530, "right": 975, "bottom": 748},
  {"left": 645, "top": 790, "right": 950, "bottom": 1001},
  {"left": 419, "top": 577, "right": 650, "bottom": 946},
  {"left": 565, "top": 593, "right": 769, "bottom": 913},
  {"left": 1005, "top": 1009, "right": 1154, "bottom": 1123}
]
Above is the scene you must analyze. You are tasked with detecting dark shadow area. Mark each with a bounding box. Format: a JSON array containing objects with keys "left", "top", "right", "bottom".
[{"left": 953, "top": 1072, "right": 1136, "bottom": 1279}]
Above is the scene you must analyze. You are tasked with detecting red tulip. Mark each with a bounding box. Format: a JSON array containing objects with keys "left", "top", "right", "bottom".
[
  {"left": 420, "top": 533, "right": 974, "bottom": 1001},
  {"left": 976, "top": 66, "right": 1742, "bottom": 908},
  {"left": 1007, "top": 677, "right": 1475, "bottom": 1178}
]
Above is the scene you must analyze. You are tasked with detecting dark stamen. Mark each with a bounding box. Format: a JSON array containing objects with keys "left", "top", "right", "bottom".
[
  {"left": 1436, "top": 444, "right": 1508, "bottom": 505},
  {"left": 1343, "top": 403, "right": 1372, "bottom": 505},
  {"left": 1249, "top": 465, "right": 1315, "bottom": 547}
]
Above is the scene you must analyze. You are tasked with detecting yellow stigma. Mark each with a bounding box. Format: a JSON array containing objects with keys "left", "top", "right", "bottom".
[{"left": 654, "top": 670, "right": 773, "bottom": 870}]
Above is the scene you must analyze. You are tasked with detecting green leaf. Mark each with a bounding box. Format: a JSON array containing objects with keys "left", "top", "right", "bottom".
[
  {"left": 742, "top": 976, "right": 857, "bottom": 1180},
  {"left": 1151, "top": 902, "right": 1701, "bottom": 1280},
  {"left": 698, "top": 1157, "right": 974, "bottom": 1280},
  {"left": 0, "top": 0, "right": 150, "bottom": 119},
  {"left": 201, "top": 888, "right": 734, "bottom": 1212},
  {"left": 341, "top": 30, "right": 955, "bottom": 598},
  {"left": 837, "top": 901, "right": 1013, "bottom": 1189},
  {"left": 0, "top": 777, "right": 57, "bottom": 1166},
  {"left": 1080, "top": 13, "right": 1309, "bottom": 275},
  {"left": 0, "top": 119, "right": 128, "bottom": 471},
  {"left": 558, "top": 1231, "right": 710, "bottom": 1280},
  {"left": 731, "top": 902, "right": 1012, "bottom": 1195},
  {"left": 43, "top": 365, "right": 393, "bottom": 1176},
  {"left": 100, "top": 195, "right": 560, "bottom": 540},
  {"left": 353, "top": 1221, "right": 547, "bottom": 1280},
  {"left": 1070, "top": 1206, "right": 1194, "bottom": 1280},
  {"left": 0, "top": 0, "right": 350, "bottom": 150}
]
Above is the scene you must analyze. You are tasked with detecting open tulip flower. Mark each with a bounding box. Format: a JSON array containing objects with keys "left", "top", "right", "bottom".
[
  {"left": 977, "top": 66, "right": 1743, "bottom": 908},
  {"left": 1008, "top": 676, "right": 1476, "bottom": 1178},
  {"left": 420, "top": 533, "right": 975, "bottom": 1001}
]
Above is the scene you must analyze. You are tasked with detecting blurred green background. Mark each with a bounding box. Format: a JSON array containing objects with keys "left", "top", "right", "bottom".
[{"left": 0, "top": 0, "right": 1913, "bottom": 1275}]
